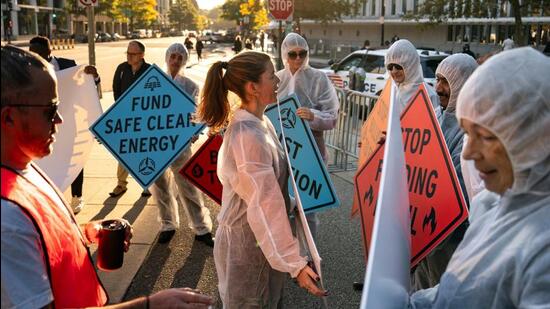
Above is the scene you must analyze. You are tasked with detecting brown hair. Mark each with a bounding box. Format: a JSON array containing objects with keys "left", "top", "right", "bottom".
[{"left": 196, "top": 51, "right": 271, "bottom": 132}]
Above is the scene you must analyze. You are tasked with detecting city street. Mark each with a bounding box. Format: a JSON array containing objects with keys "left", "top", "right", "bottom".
[{"left": 49, "top": 38, "right": 365, "bottom": 308}]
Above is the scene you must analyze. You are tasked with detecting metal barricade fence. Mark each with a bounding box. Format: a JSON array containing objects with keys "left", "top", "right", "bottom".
[{"left": 325, "top": 88, "right": 378, "bottom": 172}]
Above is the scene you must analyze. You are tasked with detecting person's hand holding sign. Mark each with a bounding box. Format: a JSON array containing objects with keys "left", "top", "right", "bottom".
[
  {"left": 296, "top": 107, "right": 315, "bottom": 121},
  {"left": 296, "top": 264, "right": 328, "bottom": 297}
]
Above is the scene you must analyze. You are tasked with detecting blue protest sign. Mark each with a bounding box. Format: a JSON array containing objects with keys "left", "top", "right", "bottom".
[
  {"left": 90, "top": 64, "right": 205, "bottom": 188},
  {"left": 265, "top": 95, "right": 340, "bottom": 213}
]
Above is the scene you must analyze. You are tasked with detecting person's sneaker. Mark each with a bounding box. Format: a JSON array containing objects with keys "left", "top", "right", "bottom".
[
  {"left": 194, "top": 232, "right": 214, "bottom": 247},
  {"left": 70, "top": 196, "right": 83, "bottom": 215},
  {"left": 109, "top": 185, "right": 127, "bottom": 197},
  {"left": 141, "top": 189, "right": 152, "bottom": 197},
  {"left": 157, "top": 230, "right": 176, "bottom": 244}
]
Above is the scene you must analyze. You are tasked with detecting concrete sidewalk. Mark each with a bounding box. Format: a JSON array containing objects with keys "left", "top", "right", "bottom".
[{"left": 66, "top": 91, "right": 162, "bottom": 303}]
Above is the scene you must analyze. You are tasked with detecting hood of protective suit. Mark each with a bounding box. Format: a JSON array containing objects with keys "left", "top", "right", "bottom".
[
  {"left": 435, "top": 53, "right": 478, "bottom": 113},
  {"left": 385, "top": 39, "right": 424, "bottom": 108},
  {"left": 281, "top": 32, "right": 310, "bottom": 71},
  {"left": 456, "top": 47, "right": 550, "bottom": 195},
  {"left": 165, "top": 42, "right": 189, "bottom": 73}
]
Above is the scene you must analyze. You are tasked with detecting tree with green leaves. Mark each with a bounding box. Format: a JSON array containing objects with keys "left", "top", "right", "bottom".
[
  {"left": 169, "top": 0, "right": 199, "bottom": 31},
  {"left": 405, "top": 0, "right": 550, "bottom": 46}
]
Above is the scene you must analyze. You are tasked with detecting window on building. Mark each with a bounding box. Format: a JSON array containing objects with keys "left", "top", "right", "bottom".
[
  {"left": 402, "top": 0, "right": 407, "bottom": 13},
  {"left": 17, "top": 8, "right": 36, "bottom": 36},
  {"left": 455, "top": 25, "right": 463, "bottom": 42},
  {"left": 447, "top": 26, "right": 453, "bottom": 42},
  {"left": 471, "top": 25, "right": 480, "bottom": 42},
  {"left": 391, "top": 0, "right": 396, "bottom": 15},
  {"left": 371, "top": 0, "right": 376, "bottom": 16},
  {"left": 36, "top": 0, "right": 48, "bottom": 6},
  {"left": 413, "top": 0, "right": 418, "bottom": 14}
]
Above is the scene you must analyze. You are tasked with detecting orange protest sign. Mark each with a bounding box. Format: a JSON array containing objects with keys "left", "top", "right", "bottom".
[
  {"left": 354, "top": 84, "right": 468, "bottom": 267},
  {"left": 180, "top": 134, "right": 223, "bottom": 205},
  {"left": 351, "top": 79, "right": 391, "bottom": 217}
]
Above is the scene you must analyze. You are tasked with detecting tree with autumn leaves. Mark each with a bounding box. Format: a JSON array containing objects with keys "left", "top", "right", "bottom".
[
  {"left": 221, "top": 0, "right": 351, "bottom": 33},
  {"left": 65, "top": 0, "right": 158, "bottom": 31}
]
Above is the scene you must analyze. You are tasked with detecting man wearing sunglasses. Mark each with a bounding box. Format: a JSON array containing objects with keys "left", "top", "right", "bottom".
[
  {"left": 110, "top": 40, "right": 152, "bottom": 198},
  {"left": 29, "top": 36, "right": 101, "bottom": 215},
  {"left": 276, "top": 33, "right": 339, "bottom": 239},
  {"left": 1, "top": 45, "right": 214, "bottom": 309}
]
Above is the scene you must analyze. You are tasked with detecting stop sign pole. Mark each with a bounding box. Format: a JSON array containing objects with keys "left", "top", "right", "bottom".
[{"left": 268, "top": 0, "right": 294, "bottom": 70}]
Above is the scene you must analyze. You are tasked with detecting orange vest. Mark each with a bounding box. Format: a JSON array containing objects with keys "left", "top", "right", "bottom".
[{"left": 1, "top": 164, "right": 108, "bottom": 308}]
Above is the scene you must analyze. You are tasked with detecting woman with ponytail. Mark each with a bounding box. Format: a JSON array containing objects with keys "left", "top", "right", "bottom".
[{"left": 197, "top": 51, "right": 327, "bottom": 307}]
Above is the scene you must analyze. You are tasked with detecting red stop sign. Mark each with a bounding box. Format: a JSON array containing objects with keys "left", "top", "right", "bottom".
[{"left": 269, "top": 0, "right": 294, "bottom": 20}]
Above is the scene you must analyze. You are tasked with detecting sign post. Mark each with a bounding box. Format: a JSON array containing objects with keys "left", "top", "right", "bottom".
[
  {"left": 78, "top": 0, "right": 98, "bottom": 65},
  {"left": 268, "top": 0, "right": 294, "bottom": 70}
]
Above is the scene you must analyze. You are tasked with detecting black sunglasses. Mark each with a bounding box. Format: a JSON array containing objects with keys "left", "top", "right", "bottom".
[
  {"left": 288, "top": 50, "right": 308, "bottom": 60},
  {"left": 5, "top": 102, "right": 60, "bottom": 121},
  {"left": 386, "top": 63, "right": 403, "bottom": 71}
]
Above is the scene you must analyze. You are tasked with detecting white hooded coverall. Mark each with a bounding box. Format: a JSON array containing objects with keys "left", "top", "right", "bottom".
[
  {"left": 276, "top": 32, "right": 339, "bottom": 239},
  {"left": 385, "top": 39, "right": 441, "bottom": 118},
  {"left": 151, "top": 43, "right": 212, "bottom": 235},
  {"left": 410, "top": 47, "right": 550, "bottom": 308},
  {"left": 214, "top": 109, "right": 308, "bottom": 308}
]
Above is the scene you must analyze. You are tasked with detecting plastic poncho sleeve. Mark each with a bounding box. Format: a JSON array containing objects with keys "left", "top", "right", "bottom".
[
  {"left": 228, "top": 123, "right": 307, "bottom": 278},
  {"left": 307, "top": 73, "right": 339, "bottom": 131}
]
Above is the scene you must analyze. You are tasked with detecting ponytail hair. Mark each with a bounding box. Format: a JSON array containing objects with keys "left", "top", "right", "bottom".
[{"left": 197, "top": 51, "right": 271, "bottom": 132}]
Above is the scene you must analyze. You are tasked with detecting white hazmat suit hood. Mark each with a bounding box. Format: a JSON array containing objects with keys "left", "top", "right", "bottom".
[
  {"left": 410, "top": 47, "right": 550, "bottom": 309},
  {"left": 385, "top": 39, "right": 441, "bottom": 117},
  {"left": 456, "top": 47, "right": 550, "bottom": 196},
  {"left": 435, "top": 53, "right": 478, "bottom": 113},
  {"left": 276, "top": 32, "right": 339, "bottom": 161}
]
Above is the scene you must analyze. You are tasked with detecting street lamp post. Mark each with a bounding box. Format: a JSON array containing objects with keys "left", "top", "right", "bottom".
[{"left": 379, "top": 2, "right": 385, "bottom": 46}]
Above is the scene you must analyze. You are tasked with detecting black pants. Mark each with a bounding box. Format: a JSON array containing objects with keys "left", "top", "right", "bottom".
[{"left": 71, "top": 169, "right": 84, "bottom": 197}]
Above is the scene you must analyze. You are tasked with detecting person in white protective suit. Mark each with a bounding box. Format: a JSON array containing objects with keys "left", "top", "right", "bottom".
[
  {"left": 196, "top": 51, "right": 327, "bottom": 308},
  {"left": 411, "top": 53, "right": 478, "bottom": 291},
  {"left": 410, "top": 47, "right": 550, "bottom": 308},
  {"left": 150, "top": 43, "right": 214, "bottom": 245},
  {"left": 385, "top": 39, "right": 441, "bottom": 118},
  {"left": 276, "top": 32, "right": 339, "bottom": 239}
]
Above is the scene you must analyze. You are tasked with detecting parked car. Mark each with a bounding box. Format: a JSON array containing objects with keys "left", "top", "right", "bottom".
[
  {"left": 321, "top": 48, "right": 449, "bottom": 95},
  {"left": 110, "top": 32, "right": 123, "bottom": 41},
  {"left": 131, "top": 29, "right": 147, "bottom": 39},
  {"left": 96, "top": 32, "right": 112, "bottom": 42}
]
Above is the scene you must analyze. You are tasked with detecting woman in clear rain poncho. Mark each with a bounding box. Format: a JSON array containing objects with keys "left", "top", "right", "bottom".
[
  {"left": 410, "top": 47, "right": 550, "bottom": 308},
  {"left": 385, "top": 39, "right": 441, "bottom": 118},
  {"left": 411, "top": 53, "right": 478, "bottom": 291},
  {"left": 196, "top": 51, "right": 327, "bottom": 308},
  {"left": 150, "top": 43, "right": 214, "bottom": 245},
  {"left": 276, "top": 32, "right": 339, "bottom": 239}
]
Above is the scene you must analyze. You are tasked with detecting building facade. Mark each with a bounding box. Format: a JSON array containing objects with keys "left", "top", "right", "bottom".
[
  {"left": 301, "top": 0, "right": 549, "bottom": 57},
  {"left": 1, "top": 0, "right": 128, "bottom": 41}
]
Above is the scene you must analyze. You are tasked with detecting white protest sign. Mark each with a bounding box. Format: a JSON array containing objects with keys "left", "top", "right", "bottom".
[
  {"left": 36, "top": 65, "right": 102, "bottom": 191},
  {"left": 361, "top": 84, "right": 410, "bottom": 308}
]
